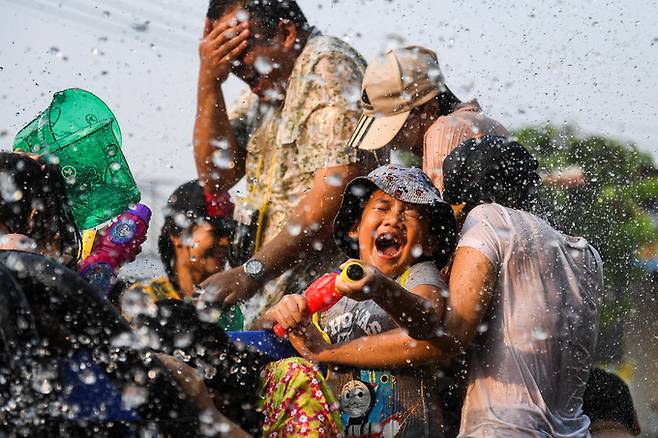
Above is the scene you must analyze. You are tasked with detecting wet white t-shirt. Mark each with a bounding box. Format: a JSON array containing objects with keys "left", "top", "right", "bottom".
[{"left": 456, "top": 204, "right": 603, "bottom": 438}]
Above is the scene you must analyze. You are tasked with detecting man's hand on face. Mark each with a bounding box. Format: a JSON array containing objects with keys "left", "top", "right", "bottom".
[
  {"left": 198, "top": 17, "right": 250, "bottom": 85},
  {"left": 198, "top": 265, "right": 261, "bottom": 308}
]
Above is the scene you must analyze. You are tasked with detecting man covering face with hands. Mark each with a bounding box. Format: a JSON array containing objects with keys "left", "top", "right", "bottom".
[{"left": 193, "top": 0, "right": 368, "bottom": 325}]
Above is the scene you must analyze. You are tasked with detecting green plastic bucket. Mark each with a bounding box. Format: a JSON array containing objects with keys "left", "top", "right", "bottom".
[{"left": 13, "top": 89, "right": 140, "bottom": 230}]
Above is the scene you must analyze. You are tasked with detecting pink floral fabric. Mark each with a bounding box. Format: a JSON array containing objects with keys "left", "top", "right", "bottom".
[{"left": 259, "top": 357, "right": 343, "bottom": 437}]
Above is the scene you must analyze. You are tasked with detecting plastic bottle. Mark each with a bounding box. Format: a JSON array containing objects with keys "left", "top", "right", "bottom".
[
  {"left": 273, "top": 262, "right": 364, "bottom": 337},
  {"left": 78, "top": 204, "right": 151, "bottom": 296}
]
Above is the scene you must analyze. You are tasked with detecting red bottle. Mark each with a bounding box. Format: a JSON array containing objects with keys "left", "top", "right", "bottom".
[{"left": 273, "top": 262, "right": 364, "bottom": 337}]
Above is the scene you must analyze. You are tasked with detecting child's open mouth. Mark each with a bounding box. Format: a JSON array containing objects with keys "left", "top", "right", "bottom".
[{"left": 375, "top": 232, "right": 402, "bottom": 258}]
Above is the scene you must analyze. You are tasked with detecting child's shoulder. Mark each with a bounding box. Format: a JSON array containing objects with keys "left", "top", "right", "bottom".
[{"left": 402, "top": 261, "right": 446, "bottom": 291}]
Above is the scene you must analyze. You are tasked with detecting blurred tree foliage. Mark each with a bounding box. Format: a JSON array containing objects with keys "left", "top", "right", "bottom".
[{"left": 515, "top": 124, "right": 658, "bottom": 327}]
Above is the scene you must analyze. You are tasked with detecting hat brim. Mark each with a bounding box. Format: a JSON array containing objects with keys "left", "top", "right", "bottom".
[{"left": 347, "top": 111, "right": 410, "bottom": 151}]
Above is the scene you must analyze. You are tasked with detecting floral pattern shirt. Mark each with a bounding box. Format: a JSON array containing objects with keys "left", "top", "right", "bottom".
[{"left": 228, "top": 34, "right": 367, "bottom": 325}]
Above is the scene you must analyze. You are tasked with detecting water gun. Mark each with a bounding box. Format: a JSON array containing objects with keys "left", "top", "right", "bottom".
[
  {"left": 78, "top": 204, "right": 151, "bottom": 296},
  {"left": 273, "top": 261, "right": 365, "bottom": 337}
]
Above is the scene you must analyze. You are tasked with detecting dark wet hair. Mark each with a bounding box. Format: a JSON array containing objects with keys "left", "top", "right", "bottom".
[
  {"left": 442, "top": 136, "right": 541, "bottom": 212},
  {"left": 158, "top": 180, "right": 235, "bottom": 289},
  {"left": 0, "top": 152, "right": 81, "bottom": 266},
  {"left": 583, "top": 368, "right": 641, "bottom": 436},
  {"left": 206, "top": 0, "right": 310, "bottom": 35}
]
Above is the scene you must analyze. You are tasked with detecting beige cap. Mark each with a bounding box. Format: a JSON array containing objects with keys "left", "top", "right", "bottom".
[{"left": 347, "top": 46, "right": 444, "bottom": 151}]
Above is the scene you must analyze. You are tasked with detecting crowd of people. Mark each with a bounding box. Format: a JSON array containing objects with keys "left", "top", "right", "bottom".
[{"left": 0, "top": 0, "right": 645, "bottom": 437}]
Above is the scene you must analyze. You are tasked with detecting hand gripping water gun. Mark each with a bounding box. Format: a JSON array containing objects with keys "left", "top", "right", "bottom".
[
  {"left": 77, "top": 204, "right": 151, "bottom": 296},
  {"left": 273, "top": 261, "right": 365, "bottom": 337}
]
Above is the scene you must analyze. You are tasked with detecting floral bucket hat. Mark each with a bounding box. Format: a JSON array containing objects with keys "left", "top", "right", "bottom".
[{"left": 333, "top": 164, "right": 457, "bottom": 269}]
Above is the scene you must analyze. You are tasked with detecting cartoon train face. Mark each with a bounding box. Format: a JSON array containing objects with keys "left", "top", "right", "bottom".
[{"left": 341, "top": 380, "right": 374, "bottom": 419}]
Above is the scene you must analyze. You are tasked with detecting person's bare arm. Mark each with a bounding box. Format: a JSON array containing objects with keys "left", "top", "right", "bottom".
[
  {"left": 200, "top": 163, "right": 363, "bottom": 306},
  {"left": 271, "top": 276, "right": 448, "bottom": 368},
  {"left": 373, "top": 281, "right": 443, "bottom": 340},
  {"left": 326, "top": 246, "right": 497, "bottom": 365},
  {"left": 194, "top": 17, "right": 250, "bottom": 193},
  {"left": 158, "top": 354, "right": 252, "bottom": 438},
  {"left": 286, "top": 320, "right": 447, "bottom": 369},
  {"left": 440, "top": 246, "right": 497, "bottom": 352},
  {"left": 334, "top": 261, "right": 444, "bottom": 340}
]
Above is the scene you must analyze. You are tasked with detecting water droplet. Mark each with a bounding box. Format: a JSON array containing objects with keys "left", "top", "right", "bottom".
[
  {"left": 131, "top": 20, "right": 150, "bottom": 32},
  {"left": 263, "top": 88, "right": 284, "bottom": 101},
  {"left": 196, "top": 301, "right": 221, "bottom": 324},
  {"left": 287, "top": 224, "right": 302, "bottom": 236},
  {"left": 44, "top": 154, "right": 60, "bottom": 165},
  {"left": 218, "top": 421, "right": 231, "bottom": 433},
  {"left": 384, "top": 33, "right": 405, "bottom": 51},
  {"left": 411, "top": 244, "right": 423, "bottom": 258},
  {"left": 212, "top": 149, "right": 235, "bottom": 169},
  {"left": 532, "top": 327, "right": 548, "bottom": 341},
  {"left": 210, "top": 138, "right": 229, "bottom": 150},
  {"left": 203, "top": 365, "right": 217, "bottom": 380},
  {"left": 174, "top": 334, "right": 193, "bottom": 349},
  {"left": 32, "top": 369, "right": 56, "bottom": 394},
  {"left": 122, "top": 385, "right": 148, "bottom": 409},
  {"left": 427, "top": 68, "right": 442, "bottom": 82},
  {"left": 236, "top": 9, "right": 249, "bottom": 22},
  {"left": 17, "top": 316, "right": 29, "bottom": 330},
  {"left": 0, "top": 171, "right": 23, "bottom": 202},
  {"left": 119, "top": 289, "right": 158, "bottom": 321},
  {"left": 173, "top": 349, "right": 191, "bottom": 362},
  {"left": 173, "top": 212, "right": 191, "bottom": 229},
  {"left": 48, "top": 46, "right": 68, "bottom": 61},
  {"left": 350, "top": 185, "right": 368, "bottom": 197},
  {"left": 79, "top": 368, "right": 97, "bottom": 385},
  {"left": 326, "top": 172, "right": 343, "bottom": 187},
  {"left": 342, "top": 84, "right": 361, "bottom": 105},
  {"left": 254, "top": 56, "right": 273, "bottom": 75}
]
